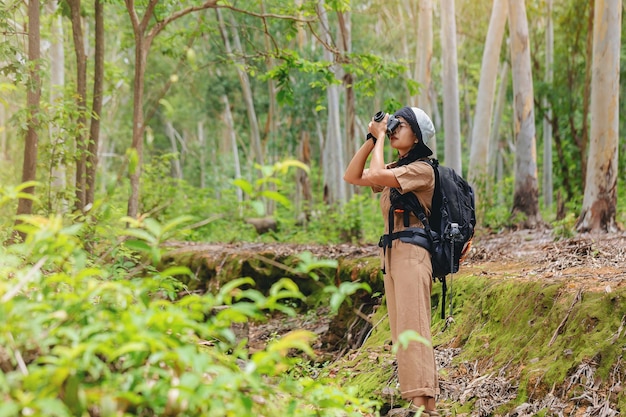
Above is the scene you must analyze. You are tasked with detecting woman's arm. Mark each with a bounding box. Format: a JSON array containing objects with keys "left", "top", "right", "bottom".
[{"left": 343, "top": 116, "right": 400, "bottom": 188}]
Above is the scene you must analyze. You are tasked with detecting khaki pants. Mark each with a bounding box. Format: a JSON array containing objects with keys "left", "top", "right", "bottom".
[{"left": 383, "top": 239, "right": 439, "bottom": 399}]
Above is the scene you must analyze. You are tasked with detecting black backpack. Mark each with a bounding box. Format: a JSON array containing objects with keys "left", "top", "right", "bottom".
[{"left": 388, "top": 159, "right": 476, "bottom": 318}]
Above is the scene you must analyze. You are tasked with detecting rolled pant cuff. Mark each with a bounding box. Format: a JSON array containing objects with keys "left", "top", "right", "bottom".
[{"left": 401, "top": 388, "right": 439, "bottom": 400}]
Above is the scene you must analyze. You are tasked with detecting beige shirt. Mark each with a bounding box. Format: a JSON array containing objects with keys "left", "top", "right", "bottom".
[{"left": 373, "top": 160, "right": 435, "bottom": 234}]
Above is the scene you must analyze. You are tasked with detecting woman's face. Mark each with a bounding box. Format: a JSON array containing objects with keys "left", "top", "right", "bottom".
[{"left": 388, "top": 117, "right": 417, "bottom": 155}]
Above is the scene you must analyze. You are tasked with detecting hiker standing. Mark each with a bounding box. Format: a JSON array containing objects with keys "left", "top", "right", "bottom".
[{"left": 344, "top": 106, "right": 440, "bottom": 416}]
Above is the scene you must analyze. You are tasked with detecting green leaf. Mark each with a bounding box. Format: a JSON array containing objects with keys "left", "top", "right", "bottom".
[
  {"left": 161, "top": 215, "right": 193, "bottom": 236},
  {"left": 0, "top": 403, "right": 20, "bottom": 417},
  {"left": 268, "top": 330, "right": 316, "bottom": 358},
  {"left": 124, "top": 229, "right": 157, "bottom": 244},
  {"left": 158, "top": 266, "right": 192, "bottom": 278},
  {"left": 274, "top": 159, "right": 310, "bottom": 175},
  {"left": 124, "top": 240, "right": 152, "bottom": 253},
  {"left": 251, "top": 201, "right": 265, "bottom": 216},
  {"left": 394, "top": 330, "right": 431, "bottom": 353},
  {"left": 260, "top": 190, "right": 291, "bottom": 208},
  {"left": 232, "top": 178, "right": 254, "bottom": 195},
  {"left": 218, "top": 277, "right": 256, "bottom": 304}
]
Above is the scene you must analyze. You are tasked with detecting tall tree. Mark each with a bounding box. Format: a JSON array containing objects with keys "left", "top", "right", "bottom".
[
  {"left": 86, "top": 0, "right": 105, "bottom": 208},
  {"left": 576, "top": 0, "right": 621, "bottom": 232},
  {"left": 48, "top": 0, "right": 66, "bottom": 212},
  {"left": 508, "top": 0, "right": 541, "bottom": 228},
  {"left": 67, "top": 0, "right": 89, "bottom": 212},
  {"left": 542, "top": 0, "right": 554, "bottom": 209},
  {"left": 414, "top": 0, "right": 433, "bottom": 113},
  {"left": 338, "top": 9, "right": 355, "bottom": 201},
  {"left": 468, "top": 0, "right": 508, "bottom": 187},
  {"left": 318, "top": 0, "right": 346, "bottom": 205},
  {"left": 440, "top": 0, "right": 461, "bottom": 173},
  {"left": 123, "top": 0, "right": 220, "bottom": 218},
  {"left": 15, "top": 0, "right": 41, "bottom": 239}
]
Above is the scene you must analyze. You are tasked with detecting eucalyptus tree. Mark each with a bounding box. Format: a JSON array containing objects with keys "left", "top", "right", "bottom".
[
  {"left": 576, "top": 0, "right": 621, "bottom": 232},
  {"left": 440, "top": 0, "right": 461, "bottom": 174},
  {"left": 318, "top": 0, "right": 346, "bottom": 205},
  {"left": 540, "top": 1, "right": 593, "bottom": 207},
  {"left": 542, "top": 0, "right": 554, "bottom": 210},
  {"left": 468, "top": 0, "right": 508, "bottom": 189},
  {"left": 47, "top": 1, "right": 66, "bottom": 211},
  {"left": 415, "top": 0, "right": 435, "bottom": 153},
  {"left": 508, "top": 0, "right": 540, "bottom": 228}
]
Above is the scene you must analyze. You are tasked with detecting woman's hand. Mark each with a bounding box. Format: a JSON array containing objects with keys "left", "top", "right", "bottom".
[{"left": 368, "top": 113, "right": 388, "bottom": 142}]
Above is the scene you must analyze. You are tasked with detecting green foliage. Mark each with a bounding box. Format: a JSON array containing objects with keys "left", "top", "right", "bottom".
[
  {"left": 551, "top": 212, "right": 577, "bottom": 240},
  {"left": 233, "top": 159, "right": 310, "bottom": 217},
  {"left": 0, "top": 208, "right": 379, "bottom": 416}
]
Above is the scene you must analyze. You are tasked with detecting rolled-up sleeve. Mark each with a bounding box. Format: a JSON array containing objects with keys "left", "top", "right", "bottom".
[{"left": 390, "top": 161, "right": 435, "bottom": 194}]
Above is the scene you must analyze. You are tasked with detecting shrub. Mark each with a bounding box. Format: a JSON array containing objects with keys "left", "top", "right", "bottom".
[{"left": 0, "top": 213, "right": 378, "bottom": 416}]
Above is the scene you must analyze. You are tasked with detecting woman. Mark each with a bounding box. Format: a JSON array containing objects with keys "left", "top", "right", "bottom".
[{"left": 343, "top": 106, "right": 439, "bottom": 416}]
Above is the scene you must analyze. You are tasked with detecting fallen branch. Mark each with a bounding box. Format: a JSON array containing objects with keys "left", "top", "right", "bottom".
[{"left": 549, "top": 288, "right": 583, "bottom": 347}]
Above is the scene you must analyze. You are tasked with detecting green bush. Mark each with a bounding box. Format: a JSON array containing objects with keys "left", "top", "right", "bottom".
[{"left": 0, "top": 212, "right": 378, "bottom": 416}]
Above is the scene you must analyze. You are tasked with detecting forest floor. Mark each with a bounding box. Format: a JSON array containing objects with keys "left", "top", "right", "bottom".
[
  {"left": 170, "top": 229, "right": 626, "bottom": 415},
  {"left": 238, "top": 229, "right": 626, "bottom": 416}
]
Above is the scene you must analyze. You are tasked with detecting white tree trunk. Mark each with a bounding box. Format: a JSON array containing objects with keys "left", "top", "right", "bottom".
[
  {"left": 414, "top": 0, "right": 433, "bottom": 114},
  {"left": 577, "top": 0, "right": 621, "bottom": 232},
  {"left": 319, "top": 1, "right": 346, "bottom": 205},
  {"left": 508, "top": 0, "right": 540, "bottom": 227},
  {"left": 338, "top": 10, "right": 355, "bottom": 201},
  {"left": 198, "top": 121, "right": 206, "bottom": 188},
  {"left": 440, "top": 0, "right": 462, "bottom": 173},
  {"left": 489, "top": 61, "right": 509, "bottom": 182},
  {"left": 0, "top": 104, "right": 6, "bottom": 161},
  {"left": 542, "top": 0, "right": 554, "bottom": 209},
  {"left": 49, "top": 2, "right": 66, "bottom": 212},
  {"left": 468, "top": 0, "right": 508, "bottom": 187},
  {"left": 226, "top": 12, "right": 263, "bottom": 167},
  {"left": 222, "top": 94, "right": 243, "bottom": 204},
  {"left": 166, "top": 121, "right": 182, "bottom": 179},
  {"left": 415, "top": 0, "right": 435, "bottom": 156}
]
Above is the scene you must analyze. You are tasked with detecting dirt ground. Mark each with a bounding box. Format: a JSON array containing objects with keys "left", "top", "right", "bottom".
[{"left": 240, "top": 229, "right": 626, "bottom": 416}]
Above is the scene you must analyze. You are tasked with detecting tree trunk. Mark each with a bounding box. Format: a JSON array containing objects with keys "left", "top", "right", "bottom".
[
  {"left": 222, "top": 94, "right": 243, "bottom": 204},
  {"left": 68, "top": 0, "right": 89, "bottom": 212},
  {"left": 489, "top": 61, "right": 509, "bottom": 183},
  {"left": 0, "top": 103, "right": 6, "bottom": 161},
  {"left": 468, "top": 0, "right": 508, "bottom": 187},
  {"left": 124, "top": 0, "right": 220, "bottom": 218},
  {"left": 318, "top": 1, "right": 346, "bottom": 206},
  {"left": 508, "top": 0, "right": 540, "bottom": 228},
  {"left": 126, "top": 30, "right": 149, "bottom": 219},
  {"left": 166, "top": 121, "right": 183, "bottom": 179},
  {"left": 15, "top": 0, "right": 41, "bottom": 240},
  {"left": 198, "top": 121, "right": 206, "bottom": 188},
  {"left": 295, "top": 130, "right": 313, "bottom": 222},
  {"left": 542, "top": 0, "right": 554, "bottom": 209},
  {"left": 576, "top": 0, "right": 620, "bottom": 233},
  {"left": 223, "top": 10, "right": 263, "bottom": 167},
  {"left": 338, "top": 10, "right": 355, "bottom": 201},
  {"left": 414, "top": 0, "right": 433, "bottom": 114},
  {"left": 440, "top": 0, "right": 462, "bottom": 173},
  {"left": 579, "top": 1, "right": 595, "bottom": 187},
  {"left": 48, "top": 1, "right": 66, "bottom": 213},
  {"left": 86, "top": 0, "right": 105, "bottom": 209}
]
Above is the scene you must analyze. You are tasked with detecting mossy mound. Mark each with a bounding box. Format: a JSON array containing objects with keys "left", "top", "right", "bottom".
[{"left": 330, "top": 268, "right": 625, "bottom": 415}]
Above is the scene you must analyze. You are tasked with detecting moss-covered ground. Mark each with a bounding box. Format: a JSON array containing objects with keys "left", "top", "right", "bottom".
[{"left": 164, "top": 231, "right": 626, "bottom": 416}]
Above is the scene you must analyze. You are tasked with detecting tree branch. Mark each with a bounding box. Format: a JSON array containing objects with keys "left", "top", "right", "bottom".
[{"left": 148, "top": 0, "right": 220, "bottom": 41}]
